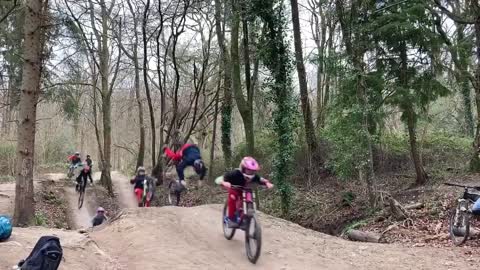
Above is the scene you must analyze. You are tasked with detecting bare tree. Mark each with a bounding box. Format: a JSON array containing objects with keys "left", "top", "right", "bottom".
[
  {"left": 64, "top": 0, "right": 122, "bottom": 195},
  {"left": 291, "top": 0, "right": 318, "bottom": 157},
  {"left": 116, "top": 0, "right": 146, "bottom": 169}
]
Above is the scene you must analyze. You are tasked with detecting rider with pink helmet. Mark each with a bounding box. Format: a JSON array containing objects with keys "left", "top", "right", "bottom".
[{"left": 216, "top": 157, "right": 274, "bottom": 228}]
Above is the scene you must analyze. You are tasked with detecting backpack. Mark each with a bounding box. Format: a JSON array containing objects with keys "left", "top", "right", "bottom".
[
  {"left": 18, "top": 236, "right": 63, "bottom": 270},
  {"left": 0, "top": 215, "right": 12, "bottom": 241}
]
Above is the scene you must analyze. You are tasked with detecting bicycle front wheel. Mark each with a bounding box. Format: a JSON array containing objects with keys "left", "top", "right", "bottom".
[
  {"left": 245, "top": 215, "right": 262, "bottom": 264},
  {"left": 223, "top": 202, "right": 236, "bottom": 240},
  {"left": 449, "top": 203, "right": 470, "bottom": 246},
  {"left": 78, "top": 190, "right": 85, "bottom": 209}
]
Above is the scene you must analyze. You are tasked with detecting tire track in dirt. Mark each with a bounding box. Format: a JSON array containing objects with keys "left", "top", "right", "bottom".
[
  {"left": 65, "top": 186, "right": 91, "bottom": 229},
  {"left": 111, "top": 171, "right": 138, "bottom": 208},
  {"left": 44, "top": 172, "right": 98, "bottom": 229}
]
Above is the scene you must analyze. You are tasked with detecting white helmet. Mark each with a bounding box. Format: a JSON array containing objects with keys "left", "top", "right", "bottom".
[{"left": 137, "top": 166, "right": 146, "bottom": 175}]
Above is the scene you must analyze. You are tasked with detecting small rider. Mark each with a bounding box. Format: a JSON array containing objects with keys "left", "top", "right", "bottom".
[
  {"left": 92, "top": 207, "right": 108, "bottom": 227},
  {"left": 85, "top": 154, "right": 94, "bottom": 184},
  {"left": 76, "top": 163, "right": 92, "bottom": 191},
  {"left": 163, "top": 143, "right": 207, "bottom": 187},
  {"left": 130, "top": 166, "right": 155, "bottom": 207},
  {"left": 215, "top": 157, "right": 274, "bottom": 228}
]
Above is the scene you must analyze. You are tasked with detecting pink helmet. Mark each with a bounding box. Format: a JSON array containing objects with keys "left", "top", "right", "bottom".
[
  {"left": 97, "top": 207, "right": 105, "bottom": 213},
  {"left": 240, "top": 157, "right": 260, "bottom": 172}
]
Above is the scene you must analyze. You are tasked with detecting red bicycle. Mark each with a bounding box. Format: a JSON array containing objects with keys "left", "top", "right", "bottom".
[{"left": 222, "top": 184, "right": 263, "bottom": 264}]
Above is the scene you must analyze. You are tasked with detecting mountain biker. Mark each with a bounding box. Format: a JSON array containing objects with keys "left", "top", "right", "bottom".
[
  {"left": 130, "top": 166, "right": 156, "bottom": 207},
  {"left": 215, "top": 157, "right": 274, "bottom": 228},
  {"left": 85, "top": 154, "right": 94, "bottom": 184},
  {"left": 75, "top": 163, "right": 92, "bottom": 191},
  {"left": 68, "top": 152, "right": 82, "bottom": 166},
  {"left": 92, "top": 207, "right": 108, "bottom": 227},
  {"left": 163, "top": 143, "right": 207, "bottom": 187}
]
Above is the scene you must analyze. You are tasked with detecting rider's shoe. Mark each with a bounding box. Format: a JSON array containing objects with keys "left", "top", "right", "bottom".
[
  {"left": 180, "top": 180, "right": 187, "bottom": 187},
  {"left": 227, "top": 219, "right": 239, "bottom": 228},
  {"left": 89, "top": 182, "right": 93, "bottom": 186}
]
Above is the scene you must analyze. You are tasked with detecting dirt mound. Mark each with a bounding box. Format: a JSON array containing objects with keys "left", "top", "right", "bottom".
[
  {"left": 0, "top": 227, "right": 120, "bottom": 269},
  {"left": 91, "top": 204, "right": 478, "bottom": 270}
]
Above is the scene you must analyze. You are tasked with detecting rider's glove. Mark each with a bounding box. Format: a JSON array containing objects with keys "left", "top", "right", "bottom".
[{"left": 221, "top": 181, "right": 231, "bottom": 189}]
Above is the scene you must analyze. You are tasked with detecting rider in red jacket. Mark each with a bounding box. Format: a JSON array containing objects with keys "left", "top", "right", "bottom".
[
  {"left": 163, "top": 144, "right": 206, "bottom": 187},
  {"left": 68, "top": 152, "right": 82, "bottom": 166}
]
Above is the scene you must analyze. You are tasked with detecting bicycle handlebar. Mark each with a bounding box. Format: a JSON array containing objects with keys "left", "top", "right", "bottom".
[
  {"left": 230, "top": 184, "right": 268, "bottom": 190},
  {"left": 444, "top": 182, "right": 480, "bottom": 190}
]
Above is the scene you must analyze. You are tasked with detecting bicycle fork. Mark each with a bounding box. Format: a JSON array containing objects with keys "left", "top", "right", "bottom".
[{"left": 455, "top": 199, "right": 469, "bottom": 226}]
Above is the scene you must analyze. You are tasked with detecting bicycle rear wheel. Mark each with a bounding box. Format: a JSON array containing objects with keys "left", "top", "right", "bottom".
[
  {"left": 449, "top": 203, "right": 470, "bottom": 246},
  {"left": 167, "top": 181, "right": 182, "bottom": 206},
  {"left": 222, "top": 202, "right": 236, "bottom": 240},
  {"left": 245, "top": 215, "right": 262, "bottom": 264}
]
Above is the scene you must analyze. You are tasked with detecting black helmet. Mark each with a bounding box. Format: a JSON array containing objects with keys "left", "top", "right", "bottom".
[{"left": 193, "top": 159, "right": 205, "bottom": 174}]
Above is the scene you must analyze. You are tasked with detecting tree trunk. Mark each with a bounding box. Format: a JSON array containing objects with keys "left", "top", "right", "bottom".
[
  {"left": 460, "top": 77, "right": 474, "bottom": 137},
  {"left": 455, "top": 24, "right": 474, "bottom": 137},
  {"left": 99, "top": 0, "right": 113, "bottom": 195},
  {"left": 241, "top": 4, "right": 254, "bottom": 155},
  {"left": 230, "top": 0, "right": 254, "bottom": 156},
  {"left": 399, "top": 40, "right": 427, "bottom": 185},
  {"left": 124, "top": 0, "right": 146, "bottom": 168},
  {"left": 315, "top": 8, "right": 328, "bottom": 129},
  {"left": 291, "top": 0, "right": 318, "bottom": 155},
  {"left": 142, "top": 0, "right": 156, "bottom": 167},
  {"left": 100, "top": 91, "right": 113, "bottom": 194},
  {"left": 13, "top": 0, "right": 45, "bottom": 226},
  {"left": 470, "top": 9, "right": 480, "bottom": 171},
  {"left": 210, "top": 77, "right": 220, "bottom": 172},
  {"left": 346, "top": 230, "right": 383, "bottom": 243},
  {"left": 134, "top": 58, "right": 145, "bottom": 168},
  {"left": 214, "top": 0, "right": 233, "bottom": 168}
]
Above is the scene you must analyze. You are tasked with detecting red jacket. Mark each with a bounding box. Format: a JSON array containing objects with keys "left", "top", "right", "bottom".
[
  {"left": 68, "top": 155, "right": 81, "bottom": 164},
  {"left": 163, "top": 144, "right": 194, "bottom": 162}
]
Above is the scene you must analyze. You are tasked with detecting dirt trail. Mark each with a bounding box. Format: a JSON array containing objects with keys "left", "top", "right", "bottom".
[
  {"left": 91, "top": 205, "right": 479, "bottom": 270},
  {"left": 111, "top": 171, "right": 137, "bottom": 208},
  {"left": 44, "top": 172, "right": 100, "bottom": 229}
]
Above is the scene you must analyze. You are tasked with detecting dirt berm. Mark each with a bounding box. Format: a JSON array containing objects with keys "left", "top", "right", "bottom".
[
  {"left": 89, "top": 204, "right": 476, "bottom": 270},
  {"left": 1, "top": 204, "right": 477, "bottom": 269}
]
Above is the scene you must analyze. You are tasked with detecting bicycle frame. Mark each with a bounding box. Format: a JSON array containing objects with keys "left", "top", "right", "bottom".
[{"left": 231, "top": 185, "right": 257, "bottom": 225}]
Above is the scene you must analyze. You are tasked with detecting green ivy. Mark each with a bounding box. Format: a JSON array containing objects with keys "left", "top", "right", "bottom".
[{"left": 253, "top": 0, "right": 295, "bottom": 216}]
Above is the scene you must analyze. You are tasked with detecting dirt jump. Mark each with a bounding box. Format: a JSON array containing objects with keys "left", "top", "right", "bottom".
[
  {"left": 90, "top": 205, "right": 479, "bottom": 270},
  {"left": 1, "top": 172, "right": 479, "bottom": 269}
]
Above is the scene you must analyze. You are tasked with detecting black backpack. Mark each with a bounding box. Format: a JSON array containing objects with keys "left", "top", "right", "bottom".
[{"left": 18, "top": 236, "right": 63, "bottom": 270}]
